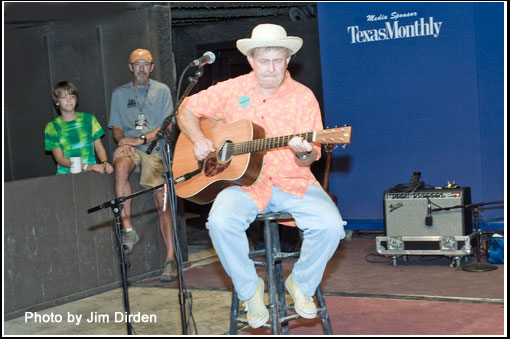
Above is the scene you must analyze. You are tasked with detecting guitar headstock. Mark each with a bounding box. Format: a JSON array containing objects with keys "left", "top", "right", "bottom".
[{"left": 315, "top": 125, "right": 352, "bottom": 148}]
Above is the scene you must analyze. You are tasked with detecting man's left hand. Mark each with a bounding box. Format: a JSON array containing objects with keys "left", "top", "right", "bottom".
[{"left": 288, "top": 136, "right": 313, "bottom": 154}]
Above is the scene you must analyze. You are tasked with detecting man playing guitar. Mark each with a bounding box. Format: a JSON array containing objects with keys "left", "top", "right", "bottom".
[{"left": 177, "top": 24, "right": 347, "bottom": 328}]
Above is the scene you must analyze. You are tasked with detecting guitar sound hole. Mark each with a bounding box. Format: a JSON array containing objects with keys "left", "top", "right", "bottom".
[
  {"left": 204, "top": 157, "right": 231, "bottom": 177},
  {"left": 218, "top": 141, "right": 234, "bottom": 162}
]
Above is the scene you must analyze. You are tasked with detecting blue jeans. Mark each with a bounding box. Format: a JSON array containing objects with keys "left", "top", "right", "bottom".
[{"left": 206, "top": 184, "right": 346, "bottom": 300}]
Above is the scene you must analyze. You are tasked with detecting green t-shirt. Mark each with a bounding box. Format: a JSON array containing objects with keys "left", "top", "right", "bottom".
[{"left": 44, "top": 112, "right": 105, "bottom": 174}]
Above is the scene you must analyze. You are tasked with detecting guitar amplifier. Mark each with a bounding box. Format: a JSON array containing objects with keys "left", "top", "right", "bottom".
[
  {"left": 377, "top": 187, "right": 474, "bottom": 265},
  {"left": 383, "top": 187, "right": 472, "bottom": 237}
]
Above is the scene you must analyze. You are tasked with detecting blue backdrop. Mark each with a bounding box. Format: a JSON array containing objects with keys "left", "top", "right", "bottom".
[{"left": 317, "top": 2, "right": 504, "bottom": 229}]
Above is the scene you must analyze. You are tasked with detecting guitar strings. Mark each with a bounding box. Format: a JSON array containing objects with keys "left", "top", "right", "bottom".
[{"left": 230, "top": 132, "right": 314, "bottom": 155}]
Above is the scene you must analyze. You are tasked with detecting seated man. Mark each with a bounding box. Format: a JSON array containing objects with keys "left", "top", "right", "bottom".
[
  {"left": 177, "top": 24, "right": 346, "bottom": 328},
  {"left": 109, "top": 48, "right": 177, "bottom": 282}
]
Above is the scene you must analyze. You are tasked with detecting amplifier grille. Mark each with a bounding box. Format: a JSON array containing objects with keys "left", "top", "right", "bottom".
[{"left": 383, "top": 187, "right": 472, "bottom": 237}]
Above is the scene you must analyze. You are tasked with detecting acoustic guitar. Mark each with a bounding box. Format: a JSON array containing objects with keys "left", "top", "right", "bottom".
[{"left": 172, "top": 118, "right": 351, "bottom": 204}]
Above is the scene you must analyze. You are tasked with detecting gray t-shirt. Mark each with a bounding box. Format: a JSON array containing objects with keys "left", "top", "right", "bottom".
[{"left": 108, "top": 79, "right": 173, "bottom": 152}]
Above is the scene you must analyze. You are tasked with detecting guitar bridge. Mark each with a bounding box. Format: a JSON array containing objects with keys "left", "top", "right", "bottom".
[{"left": 204, "top": 157, "right": 231, "bottom": 177}]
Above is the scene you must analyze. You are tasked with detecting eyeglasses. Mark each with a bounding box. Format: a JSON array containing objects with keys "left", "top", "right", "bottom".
[{"left": 132, "top": 62, "right": 151, "bottom": 68}]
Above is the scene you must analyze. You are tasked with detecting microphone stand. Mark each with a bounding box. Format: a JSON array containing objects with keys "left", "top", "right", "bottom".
[
  {"left": 160, "top": 129, "right": 192, "bottom": 335},
  {"left": 86, "top": 63, "right": 205, "bottom": 334},
  {"left": 146, "top": 65, "right": 205, "bottom": 335},
  {"left": 88, "top": 184, "right": 163, "bottom": 335},
  {"left": 431, "top": 200, "right": 503, "bottom": 272}
]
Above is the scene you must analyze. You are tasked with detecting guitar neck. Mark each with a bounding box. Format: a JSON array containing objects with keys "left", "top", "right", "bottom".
[{"left": 233, "top": 132, "right": 315, "bottom": 155}]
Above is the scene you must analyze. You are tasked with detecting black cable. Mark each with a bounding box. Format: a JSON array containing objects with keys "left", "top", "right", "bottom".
[
  {"left": 476, "top": 212, "right": 498, "bottom": 257},
  {"left": 418, "top": 255, "right": 448, "bottom": 262},
  {"left": 427, "top": 198, "right": 443, "bottom": 209},
  {"left": 365, "top": 253, "right": 391, "bottom": 264},
  {"left": 186, "top": 292, "right": 198, "bottom": 334},
  {"left": 177, "top": 64, "right": 193, "bottom": 102}
]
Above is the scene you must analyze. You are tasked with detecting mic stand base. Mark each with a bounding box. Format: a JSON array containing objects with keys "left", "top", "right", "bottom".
[{"left": 461, "top": 262, "right": 498, "bottom": 272}]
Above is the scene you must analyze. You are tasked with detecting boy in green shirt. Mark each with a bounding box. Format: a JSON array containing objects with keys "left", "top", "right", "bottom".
[{"left": 45, "top": 81, "right": 113, "bottom": 175}]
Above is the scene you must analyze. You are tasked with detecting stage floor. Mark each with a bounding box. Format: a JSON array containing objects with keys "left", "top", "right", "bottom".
[{"left": 4, "top": 230, "right": 505, "bottom": 335}]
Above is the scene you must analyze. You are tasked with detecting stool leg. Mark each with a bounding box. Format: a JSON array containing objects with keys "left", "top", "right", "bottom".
[
  {"left": 229, "top": 289, "right": 239, "bottom": 335},
  {"left": 315, "top": 285, "right": 333, "bottom": 335},
  {"left": 264, "top": 220, "right": 280, "bottom": 334},
  {"left": 275, "top": 259, "right": 289, "bottom": 334},
  {"left": 272, "top": 226, "right": 289, "bottom": 335}
]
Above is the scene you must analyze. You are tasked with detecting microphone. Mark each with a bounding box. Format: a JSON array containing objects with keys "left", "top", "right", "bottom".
[
  {"left": 174, "top": 161, "right": 204, "bottom": 183},
  {"left": 425, "top": 199, "right": 433, "bottom": 226},
  {"left": 190, "top": 51, "right": 216, "bottom": 67}
]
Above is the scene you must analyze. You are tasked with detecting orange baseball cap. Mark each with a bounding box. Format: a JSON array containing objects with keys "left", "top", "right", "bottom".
[{"left": 130, "top": 48, "right": 153, "bottom": 63}]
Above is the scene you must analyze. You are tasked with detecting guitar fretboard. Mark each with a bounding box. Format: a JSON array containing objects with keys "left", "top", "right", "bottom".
[{"left": 233, "top": 132, "right": 315, "bottom": 155}]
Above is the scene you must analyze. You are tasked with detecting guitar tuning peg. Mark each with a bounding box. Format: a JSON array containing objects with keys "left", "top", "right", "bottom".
[
  {"left": 342, "top": 144, "right": 348, "bottom": 149},
  {"left": 334, "top": 125, "right": 338, "bottom": 128}
]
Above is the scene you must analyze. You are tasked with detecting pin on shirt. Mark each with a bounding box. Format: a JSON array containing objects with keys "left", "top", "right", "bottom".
[{"left": 135, "top": 114, "right": 147, "bottom": 130}]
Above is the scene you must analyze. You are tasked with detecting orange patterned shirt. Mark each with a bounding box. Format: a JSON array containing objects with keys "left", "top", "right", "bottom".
[{"left": 182, "top": 71, "right": 322, "bottom": 211}]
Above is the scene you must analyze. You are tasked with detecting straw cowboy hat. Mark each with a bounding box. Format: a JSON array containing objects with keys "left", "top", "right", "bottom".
[{"left": 236, "top": 24, "right": 303, "bottom": 56}]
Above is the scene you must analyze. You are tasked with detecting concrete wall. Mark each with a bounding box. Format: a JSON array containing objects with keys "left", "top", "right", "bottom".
[{"left": 4, "top": 172, "right": 188, "bottom": 320}]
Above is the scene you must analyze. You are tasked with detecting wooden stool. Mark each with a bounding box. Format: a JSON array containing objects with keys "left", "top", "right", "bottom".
[{"left": 229, "top": 212, "right": 333, "bottom": 335}]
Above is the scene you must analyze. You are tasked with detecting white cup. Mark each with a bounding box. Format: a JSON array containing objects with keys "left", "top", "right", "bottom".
[{"left": 70, "top": 157, "right": 82, "bottom": 173}]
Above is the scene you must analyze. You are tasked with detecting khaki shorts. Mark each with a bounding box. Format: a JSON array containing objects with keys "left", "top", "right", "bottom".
[{"left": 114, "top": 148, "right": 164, "bottom": 188}]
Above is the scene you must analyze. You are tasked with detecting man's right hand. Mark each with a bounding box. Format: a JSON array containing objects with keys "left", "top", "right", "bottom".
[
  {"left": 118, "top": 137, "right": 144, "bottom": 147},
  {"left": 194, "top": 138, "right": 215, "bottom": 161}
]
